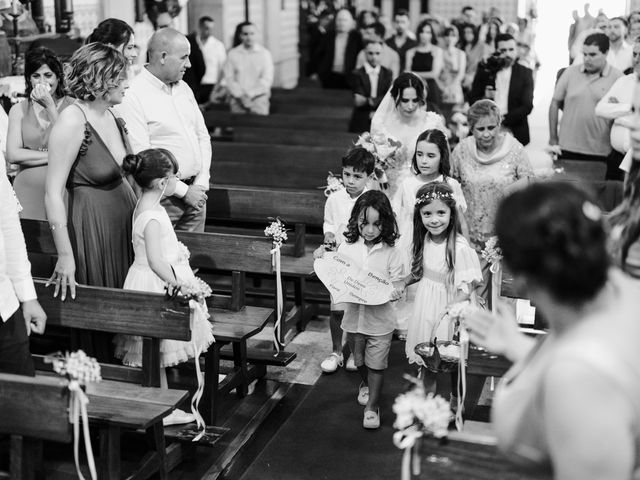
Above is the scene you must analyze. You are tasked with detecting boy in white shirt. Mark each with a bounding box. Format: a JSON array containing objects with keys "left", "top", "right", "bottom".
[{"left": 315, "top": 147, "right": 375, "bottom": 373}]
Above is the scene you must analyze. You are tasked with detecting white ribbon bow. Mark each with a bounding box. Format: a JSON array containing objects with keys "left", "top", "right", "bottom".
[
  {"left": 393, "top": 425, "right": 424, "bottom": 480},
  {"left": 68, "top": 380, "right": 97, "bottom": 480},
  {"left": 271, "top": 245, "right": 284, "bottom": 353},
  {"left": 189, "top": 300, "right": 212, "bottom": 442}
]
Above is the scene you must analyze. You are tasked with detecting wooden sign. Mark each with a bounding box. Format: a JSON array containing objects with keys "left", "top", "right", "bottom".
[{"left": 313, "top": 252, "right": 395, "bottom": 305}]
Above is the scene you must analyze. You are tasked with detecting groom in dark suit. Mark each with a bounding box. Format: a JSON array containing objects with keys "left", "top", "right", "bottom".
[
  {"left": 469, "top": 33, "right": 534, "bottom": 145},
  {"left": 348, "top": 40, "right": 394, "bottom": 133}
]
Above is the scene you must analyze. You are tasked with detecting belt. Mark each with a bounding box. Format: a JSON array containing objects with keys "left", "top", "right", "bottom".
[{"left": 182, "top": 175, "right": 197, "bottom": 185}]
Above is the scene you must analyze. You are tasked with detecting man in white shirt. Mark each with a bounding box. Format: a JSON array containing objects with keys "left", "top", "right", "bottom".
[
  {"left": 596, "top": 38, "right": 640, "bottom": 179},
  {"left": 606, "top": 17, "right": 633, "bottom": 72},
  {"left": 186, "top": 16, "right": 227, "bottom": 104},
  {"left": 224, "top": 22, "right": 274, "bottom": 115},
  {"left": 116, "top": 28, "right": 211, "bottom": 232},
  {"left": 0, "top": 161, "right": 46, "bottom": 375}
]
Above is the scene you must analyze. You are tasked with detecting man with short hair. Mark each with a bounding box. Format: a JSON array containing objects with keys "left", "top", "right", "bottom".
[
  {"left": 470, "top": 33, "right": 534, "bottom": 145},
  {"left": 549, "top": 33, "right": 623, "bottom": 167},
  {"left": 606, "top": 17, "right": 633, "bottom": 72},
  {"left": 596, "top": 38, "right": 640, "bottom": 178},
  {"left": 355, "top": 22, "right": 400, "bottom": 78},
  {"left": 224, "top": 21, "right": 274, "bottom": 115},
  {"left": 386, "top": 10, "right": 416, "bottom": 71},
  {"left": 116, "top": 28, "right": 211, "bottom": 233},
  {"left": 185, "top": 16, "right": 227, "bottom": 104},
  {"left": 349, "top": 39, "right": 393, "bottom": 133}
]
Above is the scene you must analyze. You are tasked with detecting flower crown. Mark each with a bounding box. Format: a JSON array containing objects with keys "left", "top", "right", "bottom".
[{"left": 415, "top": 190, "right": 455, "bottom": 206}]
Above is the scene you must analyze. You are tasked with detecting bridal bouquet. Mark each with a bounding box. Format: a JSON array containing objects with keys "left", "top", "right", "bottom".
[{"left": 356, "top": 132, "right": 403, "bottom": 182}]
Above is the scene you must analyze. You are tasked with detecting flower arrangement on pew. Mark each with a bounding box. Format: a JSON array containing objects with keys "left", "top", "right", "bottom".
[
  {"left": 355, "top": 131, "right": 403, "bottom": 189},
  {"left": 265, "top": 217, "right": 288, "bottom": 351},
  {"left": 46, "top": 350, "right": 100, "bottom": 480},
  {"left": 481, "top": 235, "right": 503, "bottom": 274},
  {"left": 393, "top": 375, "right": 451, "bottom": 480}
]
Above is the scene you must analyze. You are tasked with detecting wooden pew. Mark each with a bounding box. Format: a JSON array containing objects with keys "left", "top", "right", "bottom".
[
  {"left": 206, "top": 185, "right": 325, "bottom": 257},
  {"left": 227, "top": 126, "right": 358, "bottom": 147},
  {"left": 204, "top": 111, "right": 350, "bottom": 131},
  {"left": 0, "top": 373, "right": 71, "bottom": 480},
  {"left": 213, "top": 142, "right": 345, "bottom": 190},
  {"left": 271, "top": 87, "right": 352, "bottom": 106},
  {"left": 21, "top": 220, "right": 288, "bottom": 425},
  {"left": 177, "top": 230, "right": 310, "bottom": 348},
  {"left": 269, "top": 103, "right": 352, "bottom": 118}
]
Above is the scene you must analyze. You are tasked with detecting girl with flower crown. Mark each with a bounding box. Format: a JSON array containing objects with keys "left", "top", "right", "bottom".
[
  {"left": 393, "top": 128, "right": 468, "bottom": 339},
  {"left": 113, "top": 148, "right": 214, "bottom": 426},
  {"left": 397, "top": 182, "right": 481, "bottom": 396}
]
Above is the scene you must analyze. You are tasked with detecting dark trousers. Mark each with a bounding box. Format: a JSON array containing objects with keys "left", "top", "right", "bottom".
[
  {"left": 197, "top": 84, "right": 215, "bottom": 104},
  {"left": 0, "top": 312, "right": 35, "bottom": 376},
  {"left": 559, "top": 150, "right": 608, "bottom": 163},
  {"left": 606, "top": 150, "right": 626, "bottom": 181}
]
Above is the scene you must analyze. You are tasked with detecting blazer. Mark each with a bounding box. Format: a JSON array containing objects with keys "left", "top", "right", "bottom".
[
  {"left": 348, "top": 65, "right": 394, "bottom": 133},
  {"left": 469, "top": 62, "right": 534, "bottom": 145},
  {"left": 183, "top": 33, "right": 206, "bottom": 95},
  {"left": 315, "top": 29, "right": 363, "bottom": 80}
]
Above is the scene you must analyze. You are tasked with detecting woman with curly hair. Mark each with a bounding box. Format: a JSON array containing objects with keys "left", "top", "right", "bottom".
[{"left": 45, "top": 43, "right": 136, "bottom": 312}]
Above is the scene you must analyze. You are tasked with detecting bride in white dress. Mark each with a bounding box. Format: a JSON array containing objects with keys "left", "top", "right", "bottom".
[
  {"left": 371, "top": 72, "right": 446, "bottom": 211},
  {"left": 371, "top": 72, "right": 446, "bottom": 336}
]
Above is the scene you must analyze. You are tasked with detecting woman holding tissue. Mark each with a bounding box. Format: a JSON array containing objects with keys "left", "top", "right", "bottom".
[{"left": 7, "top": 47, "right": 73, "bottom": 220}]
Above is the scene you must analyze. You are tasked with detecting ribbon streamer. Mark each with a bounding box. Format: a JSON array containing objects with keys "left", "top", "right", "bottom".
[
  {"left": 68, "top": 380, "right": 97, "bottom": 480},
  {"left": 456, "top": 327, "right": 469, "bottom": 431},
  {"left": 190, "top": 300, "right": 211, "bottom": 442},
  {"left": 271, "top": 245, "right": 284, "bottom": 353},
  {"left": 393, "top": 426, "right": 423, "bottom": 480}
]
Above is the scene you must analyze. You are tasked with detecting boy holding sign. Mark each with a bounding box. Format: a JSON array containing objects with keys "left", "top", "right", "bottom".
[{"left": 316, "top": 147, "right": 375, "bottom": 374}]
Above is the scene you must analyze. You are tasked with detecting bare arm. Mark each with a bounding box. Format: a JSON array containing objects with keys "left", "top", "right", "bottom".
[
  {"left": 44, "top": 107, "right": 84, "bottom": 301},
  {"left": 144, "top": 219, "right": 182, "bottom": 289},
  {"left": 548, "top": 98, "right": 561, "bottom": 145},
  {"left": 6, "top": 102, "right": 48, "bottom": 166}
]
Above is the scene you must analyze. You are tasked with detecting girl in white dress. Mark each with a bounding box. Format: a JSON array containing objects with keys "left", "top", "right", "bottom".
[
  {"left": 394, "top": 129, "right": 467, "bottom": 338},
  {"left": 114, "top": 148, "right": 215, "bottom": 425},
  {"left": 400, "top": 182, "right": 481, "bottom": 395}
]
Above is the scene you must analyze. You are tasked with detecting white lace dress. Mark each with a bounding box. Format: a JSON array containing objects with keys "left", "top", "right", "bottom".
[
  {"left": 405, "top": 236, "right": 482, "bottom": 366},
  {"left": 114, "top": 208, "right": 215, "bottom": 368}
]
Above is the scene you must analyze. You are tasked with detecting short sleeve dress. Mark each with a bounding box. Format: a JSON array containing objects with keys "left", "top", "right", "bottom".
[
  {"left": 114, "top": 208, "right": 214, "bottom": 367},
  {"left": 405, "top": 235, "right": 482, "bottom": 365}
]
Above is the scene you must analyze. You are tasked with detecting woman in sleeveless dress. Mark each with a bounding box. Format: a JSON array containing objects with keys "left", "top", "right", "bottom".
[
  {"left": 6, "top": 47, "right": 73, "bottom": 220},
  {"left": 466, "top": 182, "right": 640, "bottom": 479},
  {"left": 45, "top": 43, "right": 136, "bottom": 300},
  {"left": 406, "top": 20, "right": 443, "bottom": 111}
]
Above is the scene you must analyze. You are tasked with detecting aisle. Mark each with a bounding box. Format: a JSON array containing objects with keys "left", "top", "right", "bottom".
[{"left": 240, "top": 339, "right": 412, "bottom": 480}]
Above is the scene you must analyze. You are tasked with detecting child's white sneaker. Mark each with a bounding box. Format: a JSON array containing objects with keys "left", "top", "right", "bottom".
[
  {"left": 320, "top": 352, "right": 343, "bottom": 373},
  {"left": 363, "top": 409, "right": 380, "bottom": 429},
  {"left": 163, "top": 408, "right": 195, "bottom": 426},
  {"left": 357, "top": 382, "right": 369, "bottom": 406},
  {"left": 345, "top": 356, "right": 357, "bottom": 372}
]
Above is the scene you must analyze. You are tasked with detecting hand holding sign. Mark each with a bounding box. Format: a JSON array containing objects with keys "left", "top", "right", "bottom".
[{"left": 314, "top": 252, "right": 396, "bottom": 305}]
